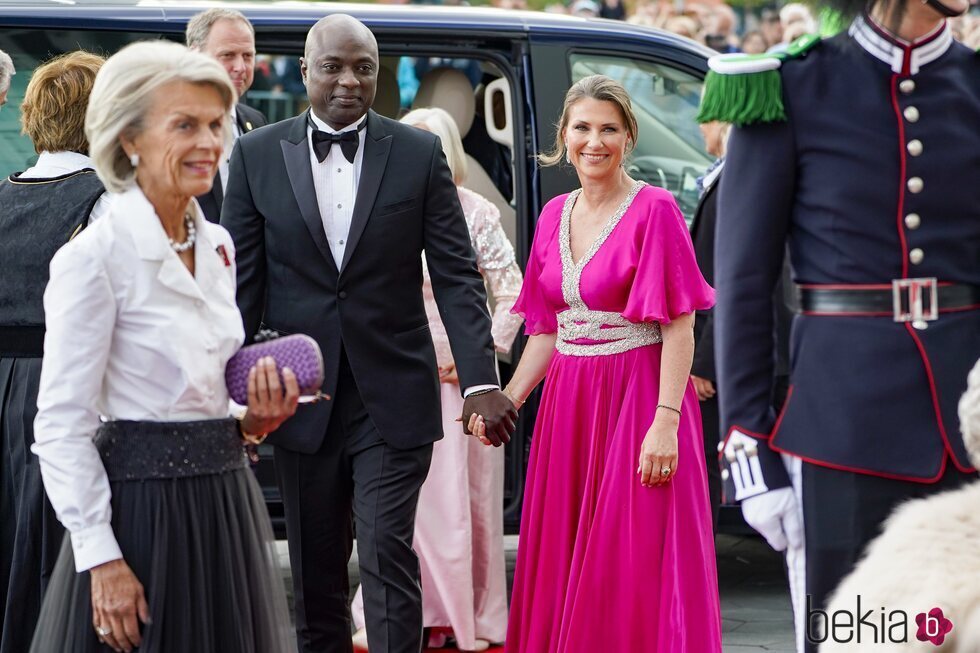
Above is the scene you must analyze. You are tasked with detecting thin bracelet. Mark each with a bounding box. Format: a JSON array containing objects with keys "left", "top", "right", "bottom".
[
  {"left": 502, "top": 387, "right": 525, "bottom": 408},
  {"left": 656, "top": 404, "right": 681, "bottom": 417}
]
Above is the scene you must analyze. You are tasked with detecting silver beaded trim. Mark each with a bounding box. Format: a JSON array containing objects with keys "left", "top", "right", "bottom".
[{"left": 556, "top": 180, "right": 661, "bottom": 357}]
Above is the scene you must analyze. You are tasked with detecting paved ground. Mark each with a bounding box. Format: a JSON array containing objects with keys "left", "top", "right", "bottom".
[{"left": 277, "top": 532, "right": 796, "bottom": 651}]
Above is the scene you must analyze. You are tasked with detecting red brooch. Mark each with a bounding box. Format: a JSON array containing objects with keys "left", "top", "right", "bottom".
[{"left": 216, "top": 244, "right": 232, "bottom": 267}]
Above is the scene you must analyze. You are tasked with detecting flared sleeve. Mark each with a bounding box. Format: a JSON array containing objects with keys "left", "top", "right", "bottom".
[
  {"left": 511, "top": 198, "right": 562, "bottom": 335},
  {"left": 621, "top": 188, "right": 714, "bottom": 325}
]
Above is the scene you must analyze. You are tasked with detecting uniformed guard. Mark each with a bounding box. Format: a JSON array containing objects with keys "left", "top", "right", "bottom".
[{"left": 698, "top": 0, "right": 980, "bottom": 649}]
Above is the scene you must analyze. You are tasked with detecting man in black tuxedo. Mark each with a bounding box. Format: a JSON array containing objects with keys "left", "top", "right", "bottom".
[
  {"left": 186, "top": 8, "right": 268, "bottom": 223},
  {"left": 221, "top": 14, "right": 517, "bottom": 653}
]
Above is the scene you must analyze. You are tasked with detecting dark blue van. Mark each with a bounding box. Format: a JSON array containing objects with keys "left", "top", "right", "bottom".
[{"left": 0, "top": 1, "right": 715, "bottom": 534}]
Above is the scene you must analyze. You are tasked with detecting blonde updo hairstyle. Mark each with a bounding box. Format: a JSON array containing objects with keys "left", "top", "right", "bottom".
[
  {"left": 85, "top": 40, "right": 236, "bottom": 193},
  {"left": 401, "top": 106, "right": 468, "bottom": 186},
  {"left": 538, "top": 74, "right": 639, "bottom": 168}
]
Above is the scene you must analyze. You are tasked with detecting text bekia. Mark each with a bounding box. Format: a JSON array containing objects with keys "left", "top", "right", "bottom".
[{"left": 807, "top": 596, "right": 954, "bottom": 646}]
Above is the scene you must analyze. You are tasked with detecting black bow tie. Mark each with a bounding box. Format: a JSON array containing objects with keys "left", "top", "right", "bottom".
[{"left": 311, "top": 124, "right": 363, "bottom": 164}]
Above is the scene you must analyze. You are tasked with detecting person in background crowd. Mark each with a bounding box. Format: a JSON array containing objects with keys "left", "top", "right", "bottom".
[
  {"left": 664, "top": 15, "right": 702, "bottom": 40},
  {"left": 0, "top": 49, "right": 13, "bottom": 109},
  {"left": 600, "top": 0, "right": 627, "bottom": 21},
  {"left": 0, "top": 50, "right": 106, "bottom": 653},
  {"left": 703, "top": 0, "right": 980, "bottom": 646},
  {"left": 186, "top": 8, "right": 268, "bottom": 223},
  {"left": 496, "top": 74, "right": 720, "bottom": 653},
  {"left": 351, "top": 106, "right": 523, "bottom": 652},
  {"left": 778, "top": 3, "right": 817, "bottom": 42},
  {"left": 704, "top": 4, "right": 740, "bottom": 52},
  {"left": 759, "top": 8, "right": 784, "bottom": 49},
  {"left": 689, "top": 118, "right": 729, "bottom": 531},
  {"left": 571, "top": 0, "right": 600, "bottom": 18},
  {"left": 221, "top": 15, "right": 515, "bottom": 653},
  {"left": 29, "top": 41, "right": 296, "bottom": 653},
  {"left": 740, "top": 30, "right": 769, "bottom": 54}
]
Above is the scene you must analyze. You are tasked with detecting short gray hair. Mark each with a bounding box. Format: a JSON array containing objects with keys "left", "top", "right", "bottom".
[
  {"left": 401, "top": 107, "right": 468, "bottom": 186},
  {"left": 186, "top": 8, "right": 254, "bottom": 50},
  {"left": 86, "top": 40, "right": 235, "bottom": 193},
  {"left": 0, "top": 48, "right": 15, "bottom": 94}
]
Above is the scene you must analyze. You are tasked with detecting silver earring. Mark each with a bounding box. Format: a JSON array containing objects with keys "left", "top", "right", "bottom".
[
  {"left": 565, "top": 150, "right": 571, "bottom": 164},
  {"left": 129, "top": 153, "right": 139, "bottom": 168}
]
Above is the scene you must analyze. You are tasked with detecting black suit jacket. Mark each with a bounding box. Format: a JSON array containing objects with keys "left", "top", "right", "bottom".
[
  {"left": 198, "top": 102, "right": 267, "bottom": 223},
  {"left": 690, "top": 178, "right": 718, "bottom": 382},
  {"left": 221, "top": 109, "right": 497, "bottom": 453}
]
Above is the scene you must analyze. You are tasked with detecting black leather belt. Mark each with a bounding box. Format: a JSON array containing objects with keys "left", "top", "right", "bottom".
[
  {"left": 0, "top": 325, "right": 45, "bottom": 357},
  {"left": 798, "top": 280, "right": 980, "bottom": 322}
]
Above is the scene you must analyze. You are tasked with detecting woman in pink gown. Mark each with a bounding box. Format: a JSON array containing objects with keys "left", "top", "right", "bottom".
[
  {"left": 352, "top": 107, "right": 524, "bottom": 651},
  {"left": 474, "top": 75, "right": 722, "bottom": 652}
]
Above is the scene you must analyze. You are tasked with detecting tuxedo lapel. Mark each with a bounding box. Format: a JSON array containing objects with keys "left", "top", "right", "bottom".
[
  {"left": 281, "top": 110, "right": 339, "bottom": 275},
  {"left": 340, "top": 111, "right": 391, "bottom": 275}
]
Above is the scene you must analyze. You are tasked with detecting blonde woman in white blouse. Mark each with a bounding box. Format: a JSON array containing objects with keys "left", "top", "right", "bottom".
[
  {"left": 351, "top": 107, "right": 524, "bottom": 652},
  {"left": 29, "top": 41, "right": 298, "bottom": 653}
]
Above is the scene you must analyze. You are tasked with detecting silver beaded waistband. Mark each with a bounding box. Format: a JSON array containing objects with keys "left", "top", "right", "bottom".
[
  {"left": 94, "top": 418, "right": 246, "bottom": 481},
  {"left": 555, "top": 308, "right": 662, "bottom": 356}
]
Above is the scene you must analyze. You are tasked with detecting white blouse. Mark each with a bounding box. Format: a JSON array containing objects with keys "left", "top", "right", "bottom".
[{"left": 32, "top": 186, "right": 245, "bottom": 572}]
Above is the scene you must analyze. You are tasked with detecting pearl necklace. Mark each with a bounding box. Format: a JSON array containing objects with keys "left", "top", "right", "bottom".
[{"left": 169, "top": 212, "right": 196, "bottom": 253}]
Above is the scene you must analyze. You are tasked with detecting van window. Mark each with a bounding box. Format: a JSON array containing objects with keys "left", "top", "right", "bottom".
[{"left": 569, "top": 53, "right": 711, "bottom": 223}]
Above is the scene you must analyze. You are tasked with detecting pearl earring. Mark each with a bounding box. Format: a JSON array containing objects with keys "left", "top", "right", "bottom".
[{"left": 129, "top": 153, "right": 139, "bottom": 168}]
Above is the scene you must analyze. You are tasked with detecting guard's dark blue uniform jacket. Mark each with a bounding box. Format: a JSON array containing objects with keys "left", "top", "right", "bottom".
[{"left": 714, "top": 16, "right": 980, "bottom": 491}]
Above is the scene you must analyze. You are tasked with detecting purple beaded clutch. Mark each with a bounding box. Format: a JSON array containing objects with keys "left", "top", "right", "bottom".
[{"left": 225, "top": 334, "right": 325, "bottom": 405}]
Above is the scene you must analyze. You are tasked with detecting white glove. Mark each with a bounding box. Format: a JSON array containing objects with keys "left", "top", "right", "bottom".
[{"left": 742, "top": 487, "right": 804, "bottom": 552}]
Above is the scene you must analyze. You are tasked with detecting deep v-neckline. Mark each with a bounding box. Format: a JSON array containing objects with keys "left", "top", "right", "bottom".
[
  {"left": 562, "top": 180, "right": 646, "bottom": 268},
  {"left": 558, "top": 180, "right": 646, "bottom": 309}
]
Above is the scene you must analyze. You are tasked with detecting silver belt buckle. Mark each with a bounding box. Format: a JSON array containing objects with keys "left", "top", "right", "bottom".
[{"left": 892, "top": 277, "right": 938, "bottom": 330}]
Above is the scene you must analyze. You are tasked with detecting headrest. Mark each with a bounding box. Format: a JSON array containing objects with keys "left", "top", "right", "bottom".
[
  {"left": 373, "top": 66, "right": 400, "bottom": 119},
  {"left": 413, "top": 68, "right": 475, "bottom": 138}
]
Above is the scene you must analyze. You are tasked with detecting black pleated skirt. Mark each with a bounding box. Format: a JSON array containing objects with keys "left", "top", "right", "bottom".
[
  {"left": 0, "top": 357, "right": 65, "bottom": 653},
  {"left": 29, "top": 419, "right": 292, "bottom": 652}
]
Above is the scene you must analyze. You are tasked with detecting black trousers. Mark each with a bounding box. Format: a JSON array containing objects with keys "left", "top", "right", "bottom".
[
  {"left": 698, "top": 393, "right": 721, "bottom": 532},
  {"left": 801, "top": 461, "right": 973, "bottom": 652},
  {"left": 275, "top": 351, "right": 433, "bottom": 653}
]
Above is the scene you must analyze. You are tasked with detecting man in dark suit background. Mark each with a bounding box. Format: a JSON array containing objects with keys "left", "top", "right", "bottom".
[
  {"left": 221, "top": 15, "right": 517, "bottom": 653},
  {"left": 186, "top": 8, "right": 267, "bottom": 223}
]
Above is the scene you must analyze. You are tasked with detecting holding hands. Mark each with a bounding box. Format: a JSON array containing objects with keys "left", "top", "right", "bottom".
[
  {"left": 638, "top": 407, "right": 680, "bottom": 487},
  {"left": 239, "top": 356, "right": 301, "bottom": 444},
  {"left": 463, "top": 388, "right": 521, "bottom": 447}
]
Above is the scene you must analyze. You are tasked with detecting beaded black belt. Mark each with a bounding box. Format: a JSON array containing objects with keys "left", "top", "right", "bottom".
[
  {"left": 0, "top": 325, "right": 45, "bottom": 357},
  {"left": 94, "top": 418, "right": 246, "bottom": 481}
]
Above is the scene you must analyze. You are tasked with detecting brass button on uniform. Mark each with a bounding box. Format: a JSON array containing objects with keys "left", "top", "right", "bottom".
[
  {"left": 907, "top": 177, "right": 924, "bottom": 194},
  {"left": 907, "top": 139, "right": 923, "bottom": 157},
  {"left": 909, "top": 248, "right": 924, "bottom": 265},
  {"left": 904, "top": 213, "right": 921, "bottom": 230},
  {"left": 903, "top": 106, "right": 920, "bottom": 123},
  {"left": 899, "top": 79, "right": 916, "bottom": 94}
]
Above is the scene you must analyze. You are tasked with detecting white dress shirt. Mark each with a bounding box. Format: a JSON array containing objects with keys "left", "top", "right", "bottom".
[
  {"left": 306, "top": 111, "right": 367, "bottom": 268},
  {"left": 20, "top": 150, "right": 111, "bottom": 222},
  {"left": 32, "top": 186, "right": 245, "bottom": 572},
  {"left": 218, "top": 106, "right": 243, "bottom": 194}
]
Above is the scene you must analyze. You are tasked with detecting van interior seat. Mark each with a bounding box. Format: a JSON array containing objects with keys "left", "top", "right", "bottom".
[
  {"left": 412, "top": 67, "right": 517, "bottom": 248},
  {"left": 373, "top": 65, "right": 401, "bottom": 119}
]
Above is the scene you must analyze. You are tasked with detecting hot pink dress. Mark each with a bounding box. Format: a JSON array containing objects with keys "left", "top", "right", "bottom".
[{"left": 506, "top": 182, "right": 722, "bottom": 652}]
